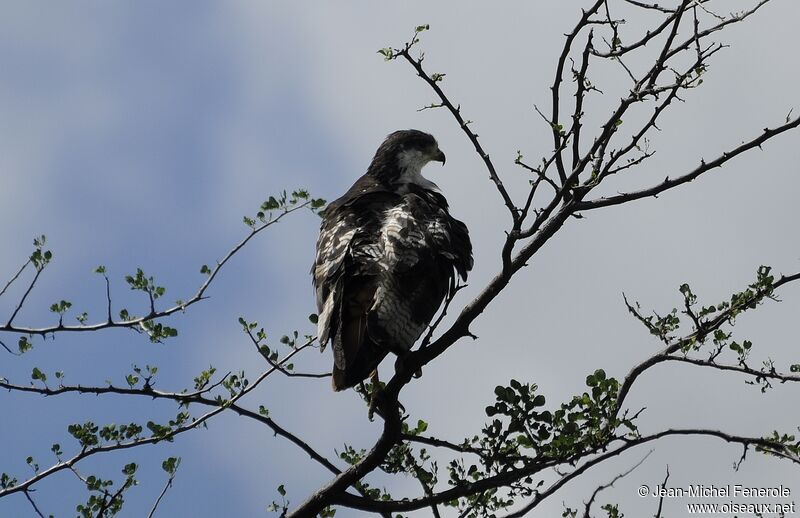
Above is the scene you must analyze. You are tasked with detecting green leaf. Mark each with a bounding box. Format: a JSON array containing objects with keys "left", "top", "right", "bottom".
[
  {"left": 162, "top": 457, "right": 180, "bottom": 475},
  {"left": 18, "top": 336, "right": 33, "bottom": 354},
  {"left": 31, "top": 367, "right": 46, "bottom": 382},
  {"left": 377, "top": 48, "right": 394, "bottom": 61},
  {"left": 262, "top": 196, "right": 280, "bottom": 211}
]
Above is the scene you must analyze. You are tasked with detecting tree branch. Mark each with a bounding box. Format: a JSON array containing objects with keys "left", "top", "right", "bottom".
[
  {"left": 23, "top": 490, "right": 47, "bottom": 518},
  {"left": 0, "top": 339, "right": 337, "bottom": 499},
  {"left": 576, "top": 114, "right": 800, "bottom": 210},
  {"left": 334, "top": 428, "right": 790, "bottom": 514},
  {"left": 582, "top": 450, "right": 653, "bottom": 518},
  {"left": 147, "top": 463, "right": 179, "bottom": 518},
  {"left": 395, "top": 46, "right": 519, "bottom": 224},
  {"left": 0, "top": 258, "right": 31, "bottom": 299},
  {"left": 0, "top": 202, "right": 310, "bottom": 336},
  {"left": 614, "top": 271, "right": 800, "bottom": 418}
]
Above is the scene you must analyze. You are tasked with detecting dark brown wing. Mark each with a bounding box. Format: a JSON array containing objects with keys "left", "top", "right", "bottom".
[{"left": 313, "top": 182, "right": 396, "bottom": 390}]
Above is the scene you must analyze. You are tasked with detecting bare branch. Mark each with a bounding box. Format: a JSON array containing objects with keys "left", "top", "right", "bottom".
[
  {"left": 147, "top": 462, "right": 179, "bottom": 518},
  {"left": 593, "top": 7, "right": 677, "bottom": 58},
  {"left": 6, "top": 266, "right": 44, "bottom": 326},
  {"left": 551, "top": 0, "right": 606, "bottom": 187},
  {"left": 395, "top": 48, "right": 519, "bottom": 223},
  {"left": 401, "top": 433, "right": 497, "bottom": 461},
  {"left": 665, "top": 355, "right": 800, "bottom": 385},
  {"left": 646, "top": 0, "right": 691, "bottom": 90},
  {"left": 245, "top": 331, "right": 330, "bottom": 378},
  {"left": 571, "top": 30, "right": 595, "bottom": 171},
  {"left": 0, "top": 338, "right": 18, "bottom": 356},
  {"left": 0, "top": 258, "right": 31, "bottom": 299},
  {"left": 576, "top": 115, "right": 800, "bottom": 210},
  {"left": 23, "top": 490, "right": 47, "bottom": 518},
  {"left": 420, "top": 282, "right": 467, "bottom": 349},
  {"left": 102, "top": 270, "right": 113, "bottom": 323},
  {"left": 622, "top": 0, "right": 675, "bottom": 13},
  {"left": 583, "top": 450, "right": 653, "bottom": 518},
  {"left": 653, "top": 466, "right": 670, "bottom": 518},
  {"left": 662, "top": 1, "right": 770, "bottom": 65}
]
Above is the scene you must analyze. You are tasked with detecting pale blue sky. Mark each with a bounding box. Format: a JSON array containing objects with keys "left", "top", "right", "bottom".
[{"left": 1, "top": 2, "right": 799, "bottom": 516}]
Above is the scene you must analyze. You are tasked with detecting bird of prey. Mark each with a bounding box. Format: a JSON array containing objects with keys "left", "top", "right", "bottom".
[{"left": 313, "top": 129, "right": 473, "bottom": 391}]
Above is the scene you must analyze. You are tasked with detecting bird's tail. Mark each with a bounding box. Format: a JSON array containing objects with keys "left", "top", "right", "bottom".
[{"left": 331, "top": 336, "right": 387, "bottom": 391}]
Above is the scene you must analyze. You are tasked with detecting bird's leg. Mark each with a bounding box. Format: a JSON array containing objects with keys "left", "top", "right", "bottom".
[
  {"left": 394, "top": 352, "right": 422, "bottom": 379},
  {"left": 367, "top": 368, "right": 380, "bottom": 421},
  {"left": 366, "top": 369, "right": 406, "bottom": 419}
]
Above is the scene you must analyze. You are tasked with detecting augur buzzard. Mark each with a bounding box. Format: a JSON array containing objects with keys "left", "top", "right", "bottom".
[{"left": 313, "top": 129, "right": 473, "bottom": 391}]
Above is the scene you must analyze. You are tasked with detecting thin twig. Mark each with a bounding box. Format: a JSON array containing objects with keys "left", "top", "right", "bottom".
[
  {"left": 0, "top": 259, "right": 31, "bottom": 299},
  {"left": 653, "top": 466, "right": 670, "bottom": 518},
  {"left": 147, "top": 462, "right": 180, "bottom": 518},
  {"left": 0, "top": 338, "right": 18, "bottom": 355},
  {"left": 420, "top": 283, "right": 466, "bottom": 349},
  {"left": 623, "top": 0, "right": 675, "bottom": 13},
  {"left": 23, "top": 490, "right": 46, "bottom": 518},
  {"left": 245, "top": 332, "right": 330, "bottom": 378},
  {"left": 6, "top": 267, "right": 43, "bottom": 326},
  {"left": 583, "top": 450, "right": 653, "bottom": 517},
  {"left": 665, "top": 355, "right": 800, "bottom": 384}
]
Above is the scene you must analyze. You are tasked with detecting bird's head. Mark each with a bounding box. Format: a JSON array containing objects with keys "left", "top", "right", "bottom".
[{"left": 368, "top": 129, "right": 446, "bottom": 186}]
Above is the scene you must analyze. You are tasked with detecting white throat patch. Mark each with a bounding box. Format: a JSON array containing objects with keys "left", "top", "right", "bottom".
[{"left": 396, "top": 149, "right": 440, "bottom": 191}]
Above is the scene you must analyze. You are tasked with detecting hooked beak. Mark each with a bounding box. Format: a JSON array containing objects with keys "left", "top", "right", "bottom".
[{"left": 433, "top": 149, "right": 446, "bottom": 165}]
